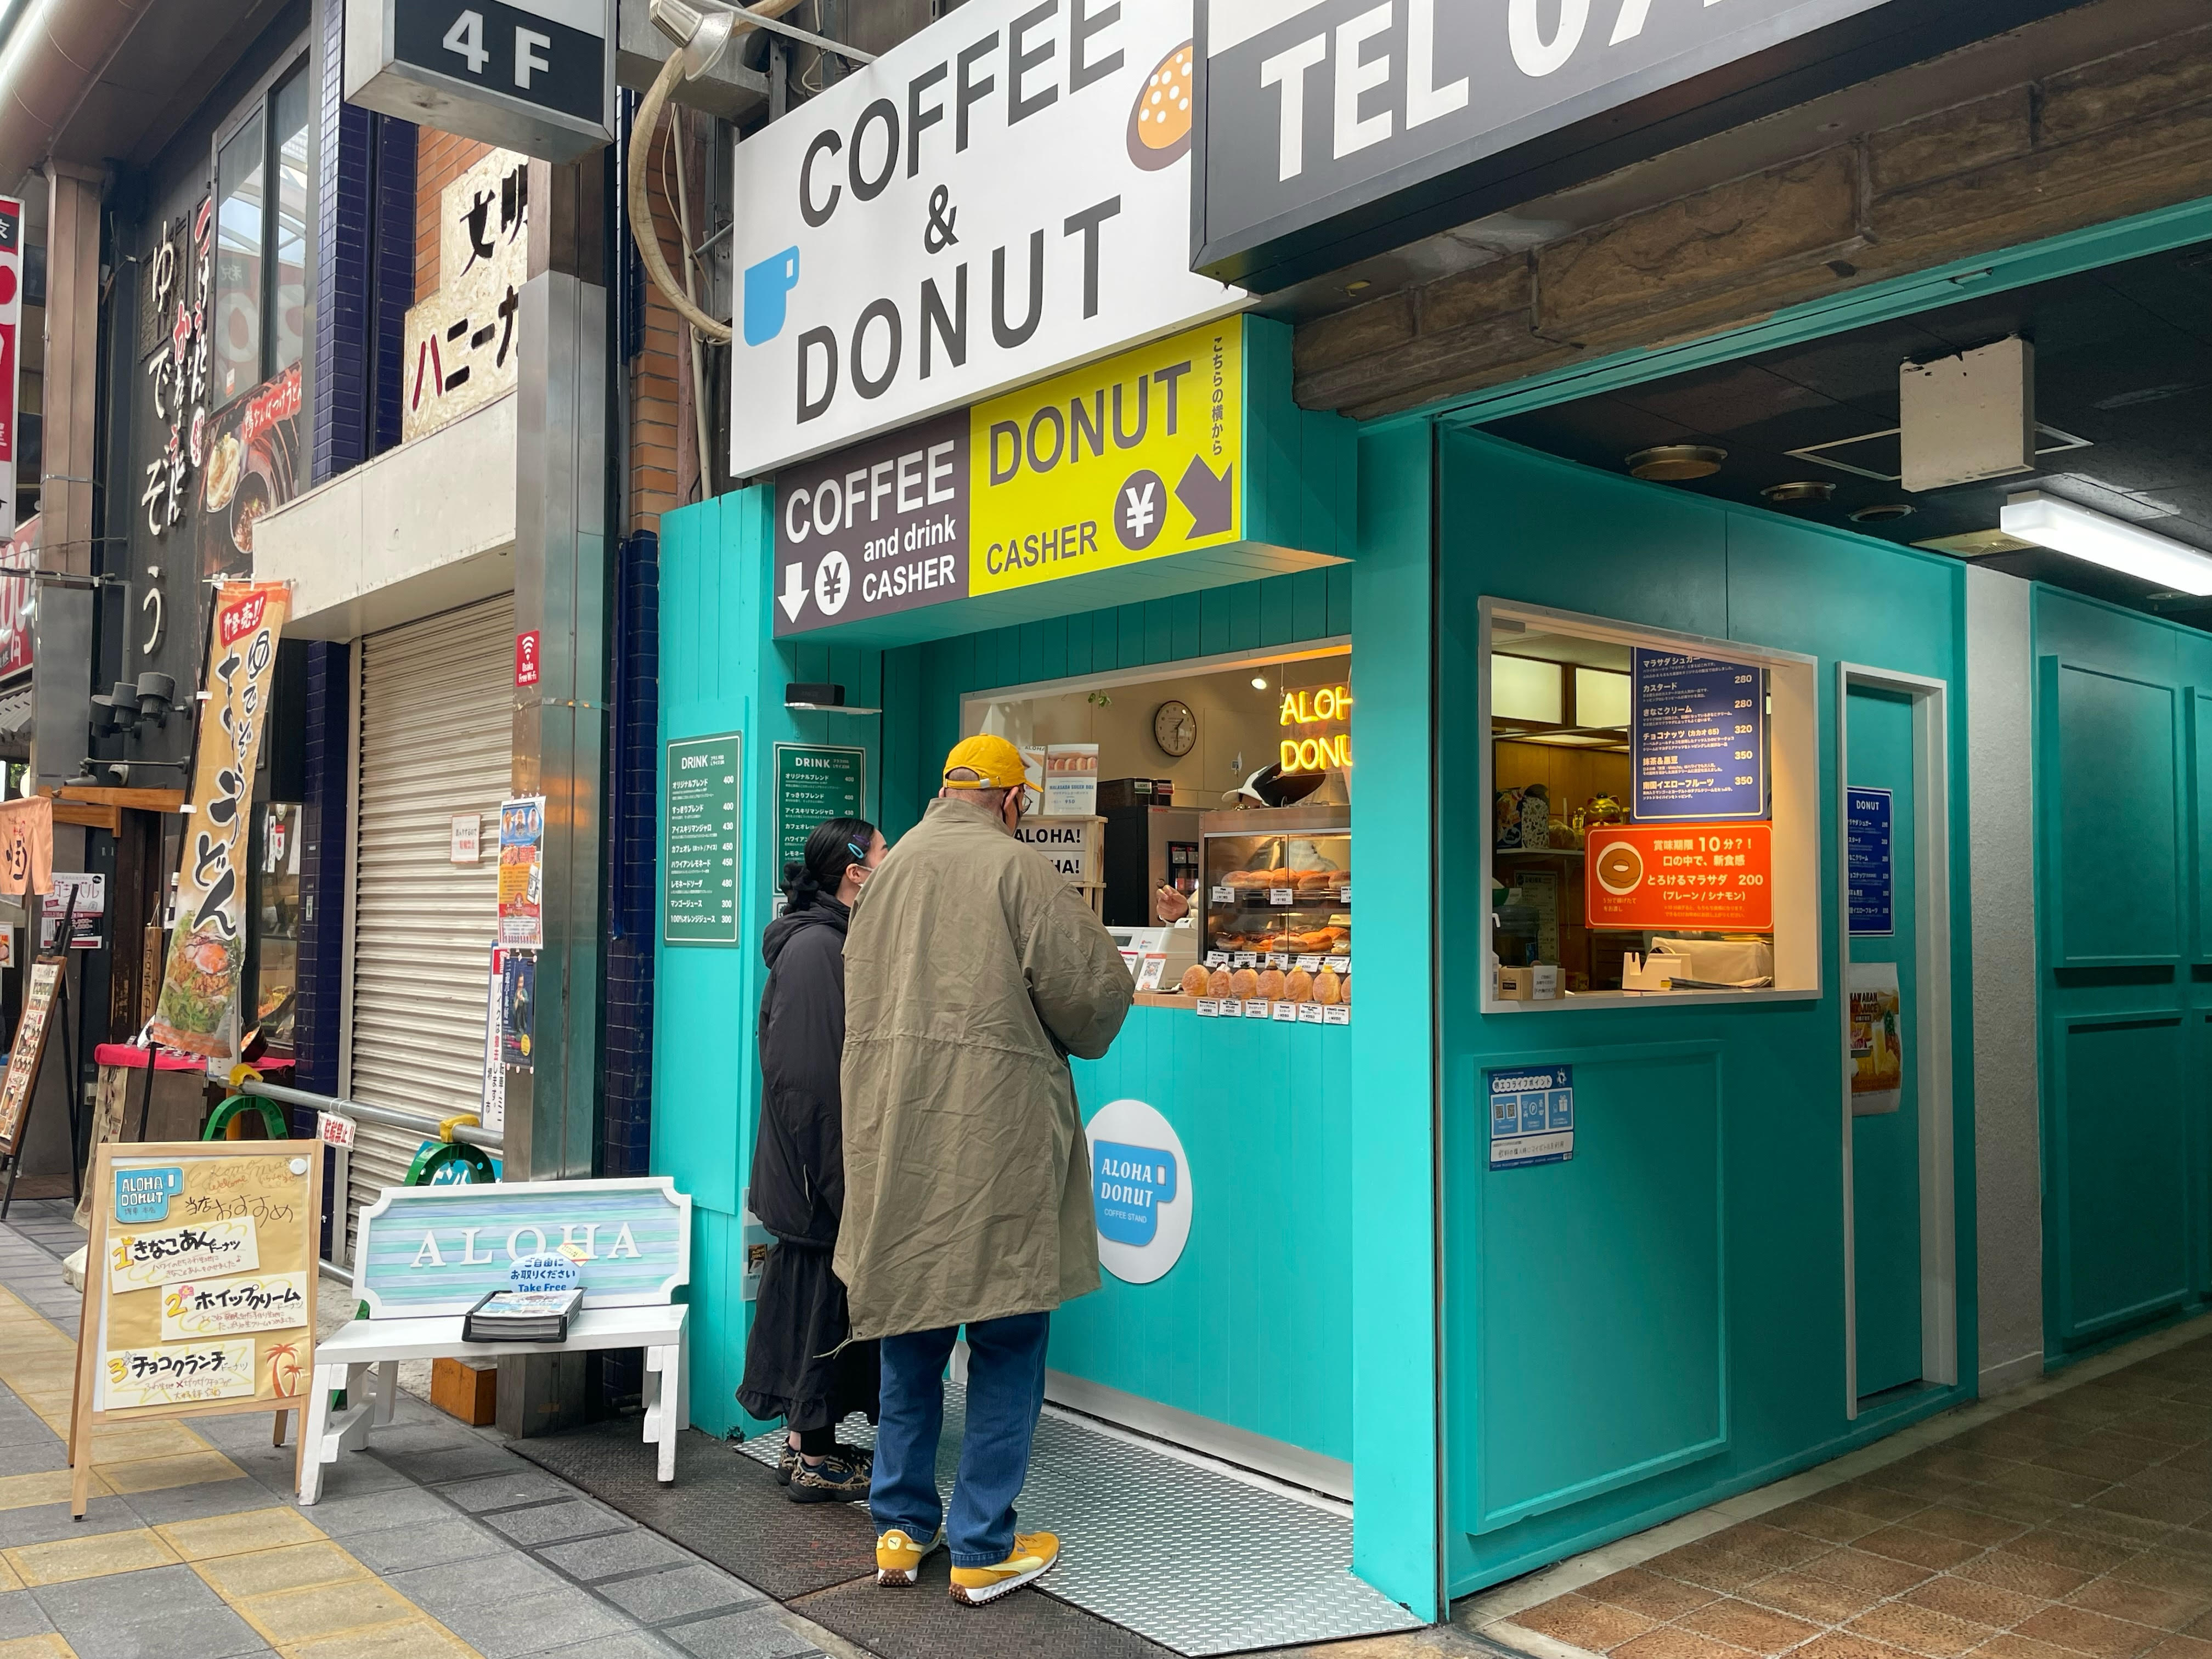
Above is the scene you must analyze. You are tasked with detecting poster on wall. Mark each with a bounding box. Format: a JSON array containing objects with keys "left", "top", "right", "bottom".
[
  {"left": 478, "top": 945, "right": 505, "bottom": 1132},
  {"left": 496, "top": 797, "right": 545, "bottom": 950},
  {"left": 1488, "top": 1065, "right": 1575, "bottom": 1170},
  {"left": 772, "top": 744, "right": 865, "bottom": 899},
  {"left": 1584, "top": 823, "right": 1773, "bottom": 933},
  {"left": 1847, "top": 788, "right": 1894, "bottom": 936},
  {"left": 41, "top": 873, "right": 104, "bottom": 950},
  {"left": 149, "top": 582, "right": 291, "bottom": 1058},
  {"left": 1630, "top": 649, "right": 1768, "bottom": 822},
  {"left": 1849, "top": 961, "right": 1904, "bottom": 1116},
  {"left": 500, "top": 951, "right": 535, "bottom": 1071}
]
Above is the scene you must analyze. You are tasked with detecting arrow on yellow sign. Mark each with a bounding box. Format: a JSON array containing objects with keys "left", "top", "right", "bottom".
[{"left": 1176, "top": 458, "right": 1234, "bottom": 539}]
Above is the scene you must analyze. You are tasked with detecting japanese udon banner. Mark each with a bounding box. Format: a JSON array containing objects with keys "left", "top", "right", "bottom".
[{"left": 149, "top": 582, "right": 290, "bottom": 1057}]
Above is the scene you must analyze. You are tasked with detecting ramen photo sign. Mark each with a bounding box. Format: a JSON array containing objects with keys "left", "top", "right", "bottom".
[{"left": 69, "top": 1141, "right": 320, "bottom": 1516}]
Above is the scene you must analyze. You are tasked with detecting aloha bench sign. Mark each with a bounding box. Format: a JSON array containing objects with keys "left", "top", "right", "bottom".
[{"left": 300, "top": 1177, "right": 691, "bottom": 1502}]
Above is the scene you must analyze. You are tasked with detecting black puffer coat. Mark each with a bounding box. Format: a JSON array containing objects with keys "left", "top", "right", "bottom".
[{"left": 737, "top": 895, "right": 879, "bottom": 1433}]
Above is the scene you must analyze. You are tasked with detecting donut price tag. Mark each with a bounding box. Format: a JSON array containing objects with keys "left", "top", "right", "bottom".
[
  {"left": 1297, "top": 1002, "right": 1325, "bottom": 1024},
  {"left": 1323, "top": 1004, "right": 1351, "bottom": 1026},
  {"left": 1195, "top": 998, "right": 1220, "bottom": 1018},
  {"left": 1269, "top": 888, "right": 1294, "bottom": 906},
  {"left": 1244, "top": 999, "right": 1271, "bottom": 1019}
]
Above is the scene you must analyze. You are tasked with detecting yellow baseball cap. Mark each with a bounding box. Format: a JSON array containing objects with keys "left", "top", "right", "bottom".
[{"left": 943, "top": 734, "right": 1028, "bottom": 789}]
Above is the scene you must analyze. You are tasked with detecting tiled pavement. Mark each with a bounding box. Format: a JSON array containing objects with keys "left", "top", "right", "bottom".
[
  {"left": 0, "top": 1200, "right": 857, "bottom": 1659},
  {"left": 1472, "top": 1327, "right": 2212, "bottom": 1659}
]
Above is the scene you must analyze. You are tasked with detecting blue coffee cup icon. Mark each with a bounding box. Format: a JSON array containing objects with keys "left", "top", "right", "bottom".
[
  {"left": 743, "top": 247, "right": 801, "bottom": 347},
  {"left": 1094, "top": 1141, "right": 1177, "bottom": 1248}
]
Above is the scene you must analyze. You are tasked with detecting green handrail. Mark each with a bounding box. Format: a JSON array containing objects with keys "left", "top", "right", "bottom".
[{"left": 201, "top": 1094, "right": 289, "bottom": 1141}]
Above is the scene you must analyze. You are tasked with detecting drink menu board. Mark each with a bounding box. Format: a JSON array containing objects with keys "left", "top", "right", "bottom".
[
  {"left": 665, "top": 733, "right": 742, "bottom": 945},
  {"left": 773, "top": 744, "right": 865, "bottom": 898},
  {"left": 1631, "top": 649, "right": 1768, "bottom": 822}
]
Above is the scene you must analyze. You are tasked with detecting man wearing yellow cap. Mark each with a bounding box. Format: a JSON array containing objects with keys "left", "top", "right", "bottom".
[{"left": 836, "top": 732, "right": 1133, "bottom": 1605}]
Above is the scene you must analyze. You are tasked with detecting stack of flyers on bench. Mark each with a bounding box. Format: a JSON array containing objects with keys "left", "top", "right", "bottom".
[{"left": 462, "top": 1287, "right": 584, "bottom": 1344}]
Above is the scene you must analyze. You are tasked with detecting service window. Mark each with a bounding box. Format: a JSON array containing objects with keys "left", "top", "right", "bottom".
[{"left": 1481, "top": 600, "right": 1818, "bottom": 1011}]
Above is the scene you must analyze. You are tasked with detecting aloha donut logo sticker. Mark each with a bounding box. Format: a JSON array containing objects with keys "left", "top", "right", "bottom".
[{"left": 1085, "top": 1098, "right": 1193, "bottom": 1285}]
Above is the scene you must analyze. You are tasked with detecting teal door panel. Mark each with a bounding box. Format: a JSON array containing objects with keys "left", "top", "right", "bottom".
[
  {"left": 2045, "top": 661, "right": 2183, "bottom": 966},
  {"left": 2051, "top": 1014, "right": 2191, "bottom": 1344},
  {"left": 1053, "top": 1011, "right": 1355, "bottom": 1463},
  {"left": 1474, "top": 1043, "right": 1725, "bottom": 1533},
  {"left": 1847, "top": 686, "right": 1921, "bottom": 1398},
  {"left": 2194, "top": 692, "right": 2212, "bottom": 962}
]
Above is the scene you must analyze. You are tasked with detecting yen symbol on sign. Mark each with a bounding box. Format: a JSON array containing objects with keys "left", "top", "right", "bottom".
[{"left": 1116, "top": 469, "right": 1167, "bottom": 551}]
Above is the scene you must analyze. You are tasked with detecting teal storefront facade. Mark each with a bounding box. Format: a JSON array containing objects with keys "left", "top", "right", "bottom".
[{"left": 650, "top": 194, "right": 2212, "bottom": 1621}]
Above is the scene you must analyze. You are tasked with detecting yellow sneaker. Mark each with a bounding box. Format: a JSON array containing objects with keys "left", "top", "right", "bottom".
[
  {"left": 875, "top": 1527, "right": 943, "bottom": 1588},
  {"left": 949, "top": 1532, "right": 1061, "bottom": 1605}
]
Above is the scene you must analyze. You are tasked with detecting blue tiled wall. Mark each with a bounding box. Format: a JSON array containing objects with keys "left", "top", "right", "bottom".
[
  {"left": 312, "top": 0, "right": 415, "bottom": 486},
  {"left": 293, "top": 640, "right": 350, "bottom": 1099},
  {"left": 600, "top": 529, "right": 661, "bottom": 1180}
]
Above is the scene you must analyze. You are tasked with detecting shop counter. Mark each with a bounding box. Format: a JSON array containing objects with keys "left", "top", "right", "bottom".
[{"left": 1055, "top": 1002, "right": 1353, "bottom": 1477}]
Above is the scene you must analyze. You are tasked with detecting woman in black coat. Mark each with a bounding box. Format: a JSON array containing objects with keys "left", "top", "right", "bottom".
[{"left": 738, "top": 816, "right": 885, "bottom": 1502}]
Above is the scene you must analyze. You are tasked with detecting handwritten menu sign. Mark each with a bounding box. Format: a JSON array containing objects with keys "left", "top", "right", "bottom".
[
  {"left": 1631, "top": 648, "right": 1768, "bottom": 822},
  {"left": 0, "top": 958, "right": 61, "bottom": 1154},
  {"left": 665, "top": 733, "right": 742, "bottom": 944},
  {"left": 70, "top": 1142, "right": 320, "bottom": 1516}
]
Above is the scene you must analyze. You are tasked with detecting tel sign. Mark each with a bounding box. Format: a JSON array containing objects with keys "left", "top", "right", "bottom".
[
  {"left": 1085, "top": 1097, "right": 1192, "bottom": 1285},
  {"left": 727, "top": 0, "right": 1244, "bottom": 479}
]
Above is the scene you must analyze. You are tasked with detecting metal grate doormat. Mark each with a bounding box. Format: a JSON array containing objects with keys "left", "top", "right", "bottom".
[{"left": 520, "top": 1382, "right": 1423, "bottom": 1656}]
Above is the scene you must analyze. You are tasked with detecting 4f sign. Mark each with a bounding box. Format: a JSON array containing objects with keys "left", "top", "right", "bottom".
[{"left": 346, "top": 0, "right": 614, "bottom": 162}]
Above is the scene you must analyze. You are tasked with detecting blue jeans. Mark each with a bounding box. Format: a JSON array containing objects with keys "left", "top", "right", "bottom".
[{"left": 869, "top": 1312, "right": 1050, "bottom": 1568}]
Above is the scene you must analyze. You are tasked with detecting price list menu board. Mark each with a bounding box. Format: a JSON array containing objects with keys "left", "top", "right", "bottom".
[
  {"left": 773, "top": 744, "right": 866, "bottom": 899},
  {"left": 1631, "top": 649, "right": 1769, "bottom": 822},
  {"left": 664, "top": 733, "right": 742, "bottom": 945}
]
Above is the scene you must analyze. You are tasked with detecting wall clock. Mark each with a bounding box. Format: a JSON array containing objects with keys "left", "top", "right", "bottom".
[{"left": 1153, "top": 699, "right": 1197, "bottom": 758}]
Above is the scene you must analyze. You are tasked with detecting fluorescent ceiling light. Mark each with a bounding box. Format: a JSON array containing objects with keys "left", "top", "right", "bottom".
[{"left": 2000, "top": 492, "right": 2212, "bottom": 596}]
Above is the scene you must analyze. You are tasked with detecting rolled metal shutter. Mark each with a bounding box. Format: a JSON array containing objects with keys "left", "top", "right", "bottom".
[{"left": 345, "top": 595, "right": 514, "bottom": 1254}]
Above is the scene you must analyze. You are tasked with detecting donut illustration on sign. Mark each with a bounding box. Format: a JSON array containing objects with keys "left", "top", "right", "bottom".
[
  {"left": 1595, "top": 840, "right": 1645, "bottom": 897},
  {"left": 1127, "top": 42, "right": 1194, "bottom": 171}
]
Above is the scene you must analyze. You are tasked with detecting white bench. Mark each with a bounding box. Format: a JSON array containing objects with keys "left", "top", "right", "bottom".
[
  {"left": 298, "top": 1304, "right": 689, "bottom": 1503},
  {"left": 301, "top": 1175, "right": 693, "bottom": 1505}
]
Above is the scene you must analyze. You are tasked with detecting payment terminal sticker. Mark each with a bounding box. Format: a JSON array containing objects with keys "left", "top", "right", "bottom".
[
  {"left": 1488, "top": 1064, "right": 1574, "bottom": 1170},
  {"left": 1084, "top": 1097, "right": 1192, "bottom": 1286}
]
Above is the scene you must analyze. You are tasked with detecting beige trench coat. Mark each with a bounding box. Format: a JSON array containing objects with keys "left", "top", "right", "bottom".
[{"left": 834, "top": 795, "right": 1134, "bottom": 1340}]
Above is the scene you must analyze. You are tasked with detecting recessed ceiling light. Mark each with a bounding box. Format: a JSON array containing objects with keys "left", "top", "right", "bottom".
[
  {"left": 1850, "top": 504, "right": 1915, "bottom": 523},
  {"left": 1627, "top": 444, "right": 1726, "bottom": 482},
  {"left": 1345, "top": 279, "right": 1371, "bottom": 295},
  {"left": 1763, "top": 481, "right": 1835, "bottom": 504},
  {"left": 1914, "top": 529, "right": 2037, "bottom": 558},
  {"left": 2001, "top": 492, "right": 2212, "bottom": 595}
]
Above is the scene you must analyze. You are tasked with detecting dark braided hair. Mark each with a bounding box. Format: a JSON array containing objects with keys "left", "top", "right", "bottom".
[{"left": 780, "top": 816, "right": 878, "bottom": 913}]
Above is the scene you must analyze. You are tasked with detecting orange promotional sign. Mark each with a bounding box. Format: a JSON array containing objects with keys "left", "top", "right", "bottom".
[{"left": 1585, "top": 823, "right": 1773, "bottom": 932}]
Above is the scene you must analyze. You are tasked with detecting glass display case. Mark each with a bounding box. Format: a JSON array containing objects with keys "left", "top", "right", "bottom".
[
  {"left": 1199, "top": 806, "right": 1350, "bottom": 963},
  {"left": 246, "top": 801, "right": 302, "bottom": 1057}
]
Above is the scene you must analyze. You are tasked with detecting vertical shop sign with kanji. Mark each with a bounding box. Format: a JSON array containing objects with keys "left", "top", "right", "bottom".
[
  {"left": 148, "top": 583, "right": 291, "bottom": 1058},
  {"left": 142, "top": 200, "right": 213, "bottom": 546},
  {"left": 404, "top": 148, "right": 529, "bottom": 441},
  {"left": 0, "top": 195, "right": 21, "bottom": 529}
]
